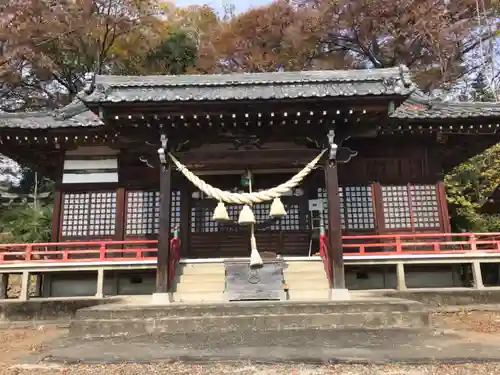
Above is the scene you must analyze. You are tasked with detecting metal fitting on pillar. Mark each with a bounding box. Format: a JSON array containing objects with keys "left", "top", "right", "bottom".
[
  {"left": 327, "top": 129, "right": 338, "bottom": 160},
  {"left": 158, "top": 134, "right": 168, "bottom": 164}
]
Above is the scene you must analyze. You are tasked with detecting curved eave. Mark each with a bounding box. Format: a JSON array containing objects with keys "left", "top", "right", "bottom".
[
  {"left": 392, "top": 92, "right": 500, "bottom": 121},
  {"left": 0, "top": 99, "right": 103, "bottom": 130},
  {"left": 0, "top": 114, "right": 103, "bottom": 129},
  {"left": 79, "top": 66, "right": 415, "bottom": 104}
]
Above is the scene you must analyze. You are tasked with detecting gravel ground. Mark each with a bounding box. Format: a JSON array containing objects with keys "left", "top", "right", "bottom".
[
  {"left": 432, "top": 311, "right": 500, "bottom": 333},
  {"left": 2, "top": 312, "right": 500, "bottom": 374},
  {"left": 5, "top": 362, "right": 500, "bottom": 375}
]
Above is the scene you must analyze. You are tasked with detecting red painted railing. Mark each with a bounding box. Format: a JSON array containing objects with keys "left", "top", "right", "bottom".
[
  {"left": 341, "top": 232, "right": 500, "bottom": 255},
  {"left": 169, "top": 236, "right": 181, "bottom": 286},
  {"left": 0, "top": 239, "right": 159, "bottom": 263},
  {"left": 1, "top": 232, "right": 500, "bottom": 266},
  {"left": 319, "top": 234, "right": 332, "bottom": 284}
]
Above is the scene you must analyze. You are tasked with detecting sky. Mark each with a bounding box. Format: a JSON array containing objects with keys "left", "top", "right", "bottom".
[{"left": 175, "top": 0, "right": 271, "bottom": 14}]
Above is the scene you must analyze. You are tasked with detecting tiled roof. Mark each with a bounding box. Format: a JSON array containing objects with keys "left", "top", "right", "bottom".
[
  {"left": 393, "top": 91, "right": 500, "bottom": 119},
  {"left": 2, "top": 69, "right": 500, "bottom": 129},
  {"left": 80, "top": 66, "right": 415, "bottom": 103},
  {"left": 0, "top": 100, "right": 102, "bottom": 129}
]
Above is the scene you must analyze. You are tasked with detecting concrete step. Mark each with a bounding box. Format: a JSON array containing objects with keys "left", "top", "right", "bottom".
[
  {"left": 173, "top": 291, "right": 224, "bottom": 303},
  {"left": 175, "top": 273, "right": 226, "bottom": 283},
  {"left": 173, "top": 281, "right": 224, "bottom": 293},
  {"left": 69, "top": 310, "right": 429, "bottom": 337},
  {"left": 286, "top": 290, "right": 330, "bottom": 300},
  {"left": 176, "top": 263, "right": 225, "bottom": 276},
  {"left": 285, "top": 281, "right": 330, "bottom": 291},
  {"left": 75, "top": 299, "right": 424, "bottom": 320},
  {"left": 285, "top": 261, "right": 325, "bottom": 271},
  {"left": 284, "top": 274, "right": 329, "bottom": 282}
]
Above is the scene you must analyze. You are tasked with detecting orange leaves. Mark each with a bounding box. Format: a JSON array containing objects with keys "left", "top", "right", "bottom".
[{"left": 206, "top": 1, "right": 327, "bottom": 72}]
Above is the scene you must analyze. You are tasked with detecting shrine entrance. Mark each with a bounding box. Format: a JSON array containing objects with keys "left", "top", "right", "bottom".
[{"left": 186, "top": 171, "right": 312, "bottom": 259}]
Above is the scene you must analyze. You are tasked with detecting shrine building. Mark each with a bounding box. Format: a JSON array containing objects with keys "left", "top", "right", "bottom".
[{"left": 0, "top": 66, "right": 499, "bottom": 301}]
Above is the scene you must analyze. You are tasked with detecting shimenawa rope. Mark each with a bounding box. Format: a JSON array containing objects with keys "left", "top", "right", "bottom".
[{"left": 168, "top": 149, "right": 326, "bottom": 205}]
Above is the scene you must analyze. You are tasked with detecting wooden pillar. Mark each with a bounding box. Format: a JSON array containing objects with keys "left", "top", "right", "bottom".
[
  {"left": 437, "top": 182, "right": 451, "bottom": 232},
  {"left": 115, "top": 188, "right": 126, "bottom": 241},
  {"left": 180, "top": 184, "right": 191, "bottom": 257},
  {"left": 51, "top": 191, "right": 63, "bottom": 241},
  {"left": 156, "top": 162, "right": 172, "bottom": 294},
  {"left": 325, "top": 159, "right": 346, "bottom": 290}
]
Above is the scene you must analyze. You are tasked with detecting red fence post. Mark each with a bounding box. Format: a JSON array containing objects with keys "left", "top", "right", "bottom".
[
  {"left": 99, "top": 243, "right": 106, "bottom": 261},
  {"left": 470, "top": 235, "right": 477, "bottom": 252},
  {"left": 25, "top": 245, "right": 32, "bottom": 261},
  {"left": 395, "top": 235, "right": 402, "bottom": 253}
]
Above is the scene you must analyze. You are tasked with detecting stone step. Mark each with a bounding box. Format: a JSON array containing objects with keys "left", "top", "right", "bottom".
[
  {"left": 76, "top": 299, "right": 424, "bottom": 320},
  {"left": 69, "top": 310, "right": 429, "bottom": 337}
]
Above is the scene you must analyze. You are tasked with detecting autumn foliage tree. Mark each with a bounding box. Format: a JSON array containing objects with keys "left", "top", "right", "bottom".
[
  {"left": 202, "top": 2, "right": 328, "bottom": 73},
  {"left": 0, "top": 0, "right": 164, "bottom": 110},
  {"left": 200, "top": 0, "right": 499, "bottom": 91}
]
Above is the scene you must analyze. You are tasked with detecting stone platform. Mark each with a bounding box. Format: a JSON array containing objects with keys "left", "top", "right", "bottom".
[
  {"left": 26, "top": 328, "right": 500, "bottom": 365},
  {"left": 69, "top": 297, "right": 429, "bottom": 338}
]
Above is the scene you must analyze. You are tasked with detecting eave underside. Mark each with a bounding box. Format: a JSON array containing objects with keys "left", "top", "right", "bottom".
[{"left": 0, "top": 95, "right": 499, "bottom": 174}]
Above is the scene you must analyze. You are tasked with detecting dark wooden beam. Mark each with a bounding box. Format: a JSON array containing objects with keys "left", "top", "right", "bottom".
[
  {"left": 51, "top": 191, "right": 63, "bottom": 241},
  {"left": 156, "top": 161, "right": 172, "bottom": 294},
  {"left": 98, "top": 96, "right": 401, "bottom": 117},
  {"left": 115, "top": 188, "right": 126, "bottom": 242},
  {"left": 325, "top": 158, "right": 346, "bottom": 290}
]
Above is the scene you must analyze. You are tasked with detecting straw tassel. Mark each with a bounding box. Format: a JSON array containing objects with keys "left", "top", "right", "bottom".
[
  {"left": 213, "top": 201, "right": 230, "bottom": 222},
  {"left": 269, "top": 197, "right": 286, "bottom": 218},
  {"left": 238, "top": 204, "right": 256, "bottom": 225},
  {"left": 249, "top": 235, "right": 263, "bottom": 268}
]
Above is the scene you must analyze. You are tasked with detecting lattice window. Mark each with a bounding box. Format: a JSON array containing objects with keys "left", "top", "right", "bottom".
[
  {"left": 171, "top": 191, "right": 181, "bottom": 231},
  {"left": 190, "top": 189, "right": 247, "bottom": 233},
  {"left": 126, "top": 190, "right": 181, "bottom": 236},
  {"left": 343, "top": 186, "right": 375, "bottom": 230},
  {"left": 89, "top": 192, "right": 117, "bottom": 236},
  {"left": 61, "top": 191, "right": 116, "bottom": 237},
  {"left": 189, "top": 188, "right": 306, "bottom": 233},
  {"left": 190, "top": 203, "right": 219, "bottom": 233},
  {"left": 316, "top": 186, "right": 374, "bottom": 231},
  {"left": 381, "top": 184, "right": 440, "bottom": 230},
  {"left": 317, "top": 187, "right": 345, "bottom": 230},
  {"left": 126, "top": 191, "right": 159, "bottom": 236},
  {"left": 410, "top": 185, "right": 440, "bottom": 228},
  {"left": 280, "top": 204, "right": 301, "bottom": 231},
  {"left": 61, "top": 193, "right": 90, "bottom": 237},
  {"left": 382, "top": 185, "right": 412, "bottom": 229}
]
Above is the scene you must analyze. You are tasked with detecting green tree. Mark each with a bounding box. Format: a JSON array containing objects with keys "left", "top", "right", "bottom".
[
  {"left": 445, "top": 139, "right": 500, "bottom": 233},
  {"left": 0, "top": 204, "right": 52, "bottom": 243},
  {"left": 471, "top": 72, "right": 496, "bottom": 102},
  {"left": 115, "top": 29, "right": 198, "bottom": 75},
  {"left": 445, "top": 72, "right": 499, "bottom": 232}
]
